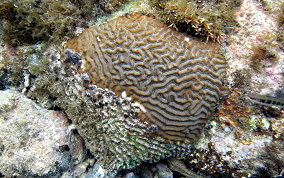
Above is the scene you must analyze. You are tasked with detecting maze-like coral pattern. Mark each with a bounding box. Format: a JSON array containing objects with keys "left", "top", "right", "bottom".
[{"left": 64, "top": 12, "right": 227, "bottom": 143}]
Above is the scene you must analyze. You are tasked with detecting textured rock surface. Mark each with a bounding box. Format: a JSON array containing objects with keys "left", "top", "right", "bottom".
[
  {"left": 64, "top": 12, "right": 227, "bottom": 143},
  {"left": 0, "top": 89, "right": 71, "bottom": 177},
  {"left": 225, "top": 0, "right": 284, "bottom": 96}
]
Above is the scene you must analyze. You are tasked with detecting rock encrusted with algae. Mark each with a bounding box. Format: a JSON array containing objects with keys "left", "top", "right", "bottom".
[
  {"left": 0, "top": 89, "right": 71, "bottom": 177},
  {"left": 183, "top": 89, "right": 284, "bottom": 177}
]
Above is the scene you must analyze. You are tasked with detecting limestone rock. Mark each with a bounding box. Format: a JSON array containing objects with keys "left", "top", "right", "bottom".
[{"left": 0, "top": 89, "right": 71, "bottom": 176}]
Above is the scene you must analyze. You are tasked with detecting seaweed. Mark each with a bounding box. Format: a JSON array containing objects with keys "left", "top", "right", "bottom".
[
  {"left": 0, "top": 0, "right": 99, "bottom": 46},
  {"left": 148, "top": 0, "right": 241, "bottom": 41}
]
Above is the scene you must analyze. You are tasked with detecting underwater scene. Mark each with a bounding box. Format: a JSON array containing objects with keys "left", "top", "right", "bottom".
[{"left": 0, "top": 0, "right": 283, "bottom": 177}]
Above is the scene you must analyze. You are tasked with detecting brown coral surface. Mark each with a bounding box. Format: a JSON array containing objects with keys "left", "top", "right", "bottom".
[{"left": 63, "top": 12, "right": 227, "bottom": 143}]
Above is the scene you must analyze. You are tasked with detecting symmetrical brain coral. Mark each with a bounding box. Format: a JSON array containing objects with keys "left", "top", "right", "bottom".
[{"left": 62, "top": 12, "right": 227, "bottom": 169}]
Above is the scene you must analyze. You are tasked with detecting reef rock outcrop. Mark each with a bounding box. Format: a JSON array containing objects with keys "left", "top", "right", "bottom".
[{"left": 0, "top": 89, "right": 71, "bottom": 177}]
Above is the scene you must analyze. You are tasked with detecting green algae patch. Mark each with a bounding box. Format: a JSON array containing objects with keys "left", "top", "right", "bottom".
[
  {"left": 0, "top": 0, "right": 99, "bottom": 46},
  {"left": 149, "top": 0, "right": 241, "bottom": 41}
]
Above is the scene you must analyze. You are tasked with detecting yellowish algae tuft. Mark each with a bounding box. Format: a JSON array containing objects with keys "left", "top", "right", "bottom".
[{"left": 148, "top": 0, "right": 241, "bottom": 41}]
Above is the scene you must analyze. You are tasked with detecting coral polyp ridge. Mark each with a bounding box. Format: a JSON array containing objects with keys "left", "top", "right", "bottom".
[{"left": 59, "top": 12, "right": 227, "bottom": 170}]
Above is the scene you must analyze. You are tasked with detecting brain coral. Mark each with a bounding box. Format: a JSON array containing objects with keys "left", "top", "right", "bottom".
[{"left": 62, "top": 12, "right": 227, "bottom": 170}]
